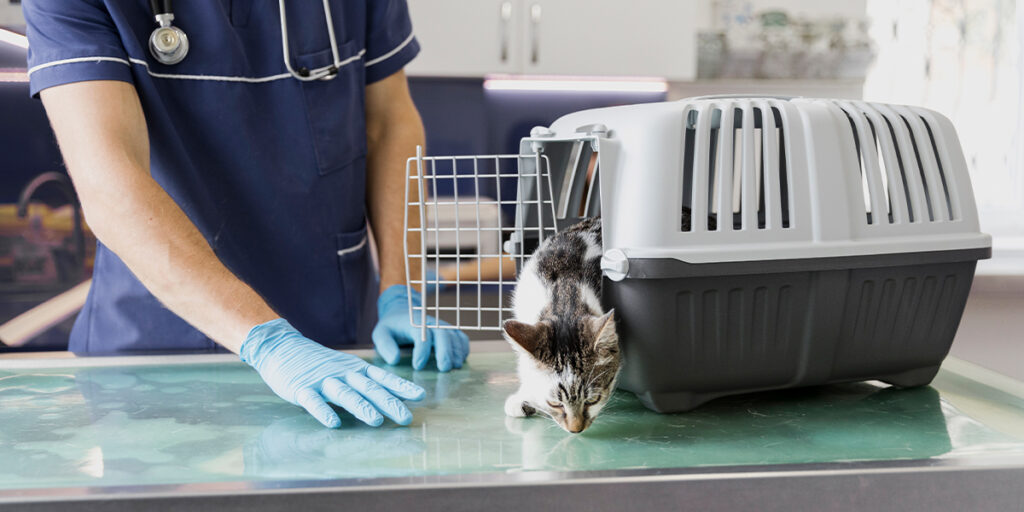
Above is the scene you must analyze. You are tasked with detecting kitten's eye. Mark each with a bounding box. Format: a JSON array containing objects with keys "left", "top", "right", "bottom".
[
  {"left": 546, "top": 400, "right": 563, "bottom": 409},
  {"left": 585, "top": 396, "right": 601, "bottom": 405}
]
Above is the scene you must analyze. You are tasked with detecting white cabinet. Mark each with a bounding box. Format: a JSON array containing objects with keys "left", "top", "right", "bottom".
[
  {"left": 0, "top": 3, "right": 24, "bottom": 26},
  {"left": 520, "top": 0, "right": 696, "bottom": 79},
  {"left": 405, "top": 0, "right": 697, "bottom": 80},
  {"left": 405, "top": 0, "right": 523, "bottom": 77}
]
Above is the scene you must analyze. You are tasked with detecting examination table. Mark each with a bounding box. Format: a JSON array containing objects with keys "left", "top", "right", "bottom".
[{"left": 1, "top": 342, "right": 1022, "bottom": 511}]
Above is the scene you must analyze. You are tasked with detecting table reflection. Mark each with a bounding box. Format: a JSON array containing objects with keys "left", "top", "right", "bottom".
[{"left": 0, "top": 352, "right": 1021, "bottom": 492}]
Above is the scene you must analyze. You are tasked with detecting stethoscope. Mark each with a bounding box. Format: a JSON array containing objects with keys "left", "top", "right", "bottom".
[{"left": 148, "top": 0, "right": 342, "bottom": 81}]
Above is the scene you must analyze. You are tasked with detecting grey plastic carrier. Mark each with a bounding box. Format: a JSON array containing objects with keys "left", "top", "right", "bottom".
[{"left": 404, "top": 96, "right": 991, "bottom": 413}]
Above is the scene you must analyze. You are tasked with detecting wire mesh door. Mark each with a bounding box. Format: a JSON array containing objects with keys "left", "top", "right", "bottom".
[{"left": 404, "top": 147, "right": 557, "bottom": 334}]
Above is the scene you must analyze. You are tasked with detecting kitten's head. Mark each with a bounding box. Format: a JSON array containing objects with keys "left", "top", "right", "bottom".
[{"left": 503, "top": 309, "right": 621, "bottom": 434}]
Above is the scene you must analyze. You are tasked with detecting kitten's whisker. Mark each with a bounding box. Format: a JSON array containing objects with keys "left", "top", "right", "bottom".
[{"left": 585, "top": 368, "right": 612, "bottom": 387}]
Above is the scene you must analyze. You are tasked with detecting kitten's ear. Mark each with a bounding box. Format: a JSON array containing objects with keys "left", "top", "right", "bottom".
[
  {"left": 591, "top": 309, "right": 619, "bottom": 354},
  {"left": 503, "top": 320, "right": 544, "bottom": 355}
]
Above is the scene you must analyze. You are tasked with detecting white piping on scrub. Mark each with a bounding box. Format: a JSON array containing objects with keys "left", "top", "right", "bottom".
[
  {"left": 27, "top": 56, "right": 131, "bottom": 76},
  {"left": 337, "top": 235, "right": 368, "bottom": 257},
  {"left": 365, "top": 32, "right": 415, "bottom": 67},
  {"left": 26, "top": 32, "right": 413, "bottom": 82}
]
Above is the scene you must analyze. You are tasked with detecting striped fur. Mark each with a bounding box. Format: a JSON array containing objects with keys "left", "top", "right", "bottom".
[{"left": 503, "top": 217, "right": 621, "bottom": 434}]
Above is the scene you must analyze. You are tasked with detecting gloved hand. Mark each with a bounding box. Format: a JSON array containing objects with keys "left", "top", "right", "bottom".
[
  {"left": 422, "top": 268, "right": 449, "bottom": 295},
  {"left": 241, "top": 318, "right": 425, "bottom": 428},
  {"left": 372, "top": 285, "right": 470, "bottom": 372}
]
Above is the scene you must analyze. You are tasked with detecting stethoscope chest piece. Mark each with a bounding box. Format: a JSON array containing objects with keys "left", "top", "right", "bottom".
[{"left": 148, "top": 3, "right": 189, "bottom": 65}]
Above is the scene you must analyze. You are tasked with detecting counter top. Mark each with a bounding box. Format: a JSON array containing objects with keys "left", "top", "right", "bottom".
[{"left": 1, "top": 342, "right": 1023, "bottom": 511}]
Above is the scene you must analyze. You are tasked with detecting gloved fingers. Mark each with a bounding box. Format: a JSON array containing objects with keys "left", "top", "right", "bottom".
[
  {"left": 424, "top": 318, "right": 464, "bottom": 365},
  {"left": 366, "top": 365, "right": 426, "bottom": 401},
  {"left": 453, "top": 330, "right": 470, "bottom": 369},
  {"left": 411, "top": 326, "right": 434, "bottom": 371},
  {"left": 295, "top": 387, "right": 341, "bottom": 429},
  {"left": 433, "top": 328, "right": 455, "bottom": 372},
  {"left": 423, "top": 269, "right": 439, "bottom": 295},
  {"left": 437, "top": 329, "right": 469, "bottom": 370},
  {"left": 321, "top": 378, "right": 383, "bottom": 427},
  {"left": 345, "top": 372, "right": 414, "bottom": 425},
  {"left": 371, "top": 324, "right": 401, "bottom": 366}
]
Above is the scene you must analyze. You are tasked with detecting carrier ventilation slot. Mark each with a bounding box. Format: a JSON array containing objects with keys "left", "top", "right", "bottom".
[
  {"left": 838, "top": 102, "right": 956, "bottom": 225},
  {"left": 681, "top": 102, "right": 791, "bottom": 232},
  {"left": 554, "top": 141, "right": 601, "bottom": 220}
]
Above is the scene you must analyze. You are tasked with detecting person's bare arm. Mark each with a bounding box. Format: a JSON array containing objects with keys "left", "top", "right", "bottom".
[
  {"left": 365, "top": 70, "right": 425, "bottom": 293},
  {"left": 365, "top": 70, "right": 470, "bottom": 371},
  {"left": 39, "top": 80, "right": 277, "bottom": 353}
]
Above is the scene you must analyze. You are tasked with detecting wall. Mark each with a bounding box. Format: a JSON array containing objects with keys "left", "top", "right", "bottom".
[
  {"left": 0, "top": 2, "right": 22, "bottom": 27},
  {"left": 950, "top": 278, "right": 1024, "bottom": 380},
  {"left": 864, "top": 0, "right": 1023, "bottom": 243}
]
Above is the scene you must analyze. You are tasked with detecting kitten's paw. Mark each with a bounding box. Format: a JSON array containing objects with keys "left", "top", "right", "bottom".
[{"left": 504, "top": 395, "right": 534, "bottom": 417}]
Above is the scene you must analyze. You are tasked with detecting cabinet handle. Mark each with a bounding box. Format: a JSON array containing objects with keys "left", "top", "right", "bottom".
[
  {"left": 500, "top": 1, "right": 512, "bottom": 63},
  {"left": 529, "top": 3, "right": 541, "bottom": 65}
]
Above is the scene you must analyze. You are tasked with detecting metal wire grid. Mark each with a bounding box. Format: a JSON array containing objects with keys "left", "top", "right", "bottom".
[{"left": 404, "top": 146, "right": 558, "bottom": 333}]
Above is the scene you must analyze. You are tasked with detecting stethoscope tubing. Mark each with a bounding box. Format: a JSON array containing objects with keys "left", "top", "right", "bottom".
[
  {"left": 149, "top": 0, "right": 172, "bottom": 16},
  {"left": 278, "top": 0, "right": 342, "bottom": 81},
  {"left": 149, "top": 0, "right": 343, "bottom": 81}
]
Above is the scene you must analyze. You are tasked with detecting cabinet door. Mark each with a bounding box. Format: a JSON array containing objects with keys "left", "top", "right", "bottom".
[
  {"left": 522, "top": 0, "right": 697, "bottom": 80},
  {"left": 405, "top": 0, "right": 523, "bottom": 77}
]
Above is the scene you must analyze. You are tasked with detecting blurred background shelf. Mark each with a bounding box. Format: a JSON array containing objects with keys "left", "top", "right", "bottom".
[{"left": 668, "top": 78, "right": 865, "bottom": 99}]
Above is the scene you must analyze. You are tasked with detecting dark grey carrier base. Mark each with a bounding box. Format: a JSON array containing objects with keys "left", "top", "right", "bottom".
[{"left": 605, "top": 248, "right": 990, "bottom": 413}]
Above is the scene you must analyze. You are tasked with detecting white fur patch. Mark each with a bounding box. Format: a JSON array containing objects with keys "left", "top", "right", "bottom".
[
  {"left": 581, "top": 231, "right": 602, "bottom": 260},
  {"left": 512, "top": 260, "right": 548, "bottom": 324},
  {"left": 579, "top": 283, "right": 603, "bottom": 315},
  {"left": 509, "top": 352, "right": 560, "bottom": 411}
]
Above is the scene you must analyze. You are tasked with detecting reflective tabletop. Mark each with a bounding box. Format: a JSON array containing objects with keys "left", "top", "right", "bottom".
[{"left": 1, "top": 343, "right": 1023, "bottom": 495}]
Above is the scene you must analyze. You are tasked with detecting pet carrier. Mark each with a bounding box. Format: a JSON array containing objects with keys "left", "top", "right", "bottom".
[{"left": 404, "top": 96, "right": 991, "bottom": 413}]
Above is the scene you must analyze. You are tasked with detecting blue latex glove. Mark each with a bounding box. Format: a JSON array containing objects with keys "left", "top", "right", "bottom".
[
  {"left": 241, "top": 318, "right": 425, "bottom": 428},
  {"left": 372, "top": 285, "right": 470, "bottom": 372},
  {"left": 423, "top": 268, "right": 449, "bottom": 295}
]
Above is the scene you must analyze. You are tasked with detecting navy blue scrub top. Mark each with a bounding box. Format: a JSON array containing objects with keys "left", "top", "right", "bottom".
[{"left": 23, "top": 1, "right": 420, "bottom": 354}]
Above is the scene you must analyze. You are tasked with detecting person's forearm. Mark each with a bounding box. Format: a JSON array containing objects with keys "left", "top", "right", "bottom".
[
  {"left": 365, "top": 71, "right": 426, "bottom": 293},
  {"left": 85, "top": 170, "right": 278, "bottom": 352},
  {"left": 40, "top": 81, "right": 277, "bottom": 352},
  {"left": 439, "top": 255, "right": 518, "bottom": 282}
]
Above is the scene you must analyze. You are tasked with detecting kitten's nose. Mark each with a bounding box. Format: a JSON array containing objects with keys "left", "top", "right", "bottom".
[{"left": 566, "top": 418, "right": 585, "bottom": 433}]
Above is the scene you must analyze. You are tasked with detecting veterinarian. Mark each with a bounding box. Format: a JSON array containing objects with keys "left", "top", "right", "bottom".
[{"left": 23, "top": 0, "right": 469, "bottom": 428}]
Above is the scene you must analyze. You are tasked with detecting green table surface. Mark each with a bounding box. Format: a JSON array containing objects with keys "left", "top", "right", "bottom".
[{"left": 1, "top": 345, "right": 1024, "bottom": 492}]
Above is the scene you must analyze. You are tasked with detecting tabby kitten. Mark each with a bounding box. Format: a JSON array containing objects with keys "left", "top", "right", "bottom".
[{"left": 502, "top": 217, "right": 621, "bottom": 434}]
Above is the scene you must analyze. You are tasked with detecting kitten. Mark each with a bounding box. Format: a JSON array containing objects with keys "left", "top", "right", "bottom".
[{"left": 502, "top": 217, "right": 621, "bottom": 434}]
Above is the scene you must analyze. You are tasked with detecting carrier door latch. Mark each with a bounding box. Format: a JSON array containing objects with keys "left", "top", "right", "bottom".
[
  {"left": 503, "top": 234, "right": 521, "bottom": 257},
  {"left": 601, "top": 248, "right": 629, "bottom": 281}
]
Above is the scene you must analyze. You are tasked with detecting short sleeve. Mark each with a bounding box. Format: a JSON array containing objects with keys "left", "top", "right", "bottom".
[
  {"left": 363, "top": 0, "right": 420, "bottom": 84},
  {"left": 23, "top": 0, "right": 134, "bottom": 97}
]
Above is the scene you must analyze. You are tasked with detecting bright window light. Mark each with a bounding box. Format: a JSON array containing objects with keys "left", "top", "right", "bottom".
[
  {"left": 483, "top": 75, "right": 667, "bottom": 93},
  {"left": 0, "top": 28, "right": 28, "bottom": 49}
]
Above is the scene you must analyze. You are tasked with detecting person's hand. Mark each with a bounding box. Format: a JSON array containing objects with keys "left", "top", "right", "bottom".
[
  {"left": 422, "top": 268, "right": 449, "bottom": 294},
  {"left": 372, "top": 285, "right": 470, "bottom": 372},
  {"left": 240, "top": 318, "right": 425, "bottom": 428}
]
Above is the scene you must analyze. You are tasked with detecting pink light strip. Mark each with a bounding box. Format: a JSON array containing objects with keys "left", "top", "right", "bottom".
[{"left": 483, "top": 75, "right": 667, "bottom": 93}]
